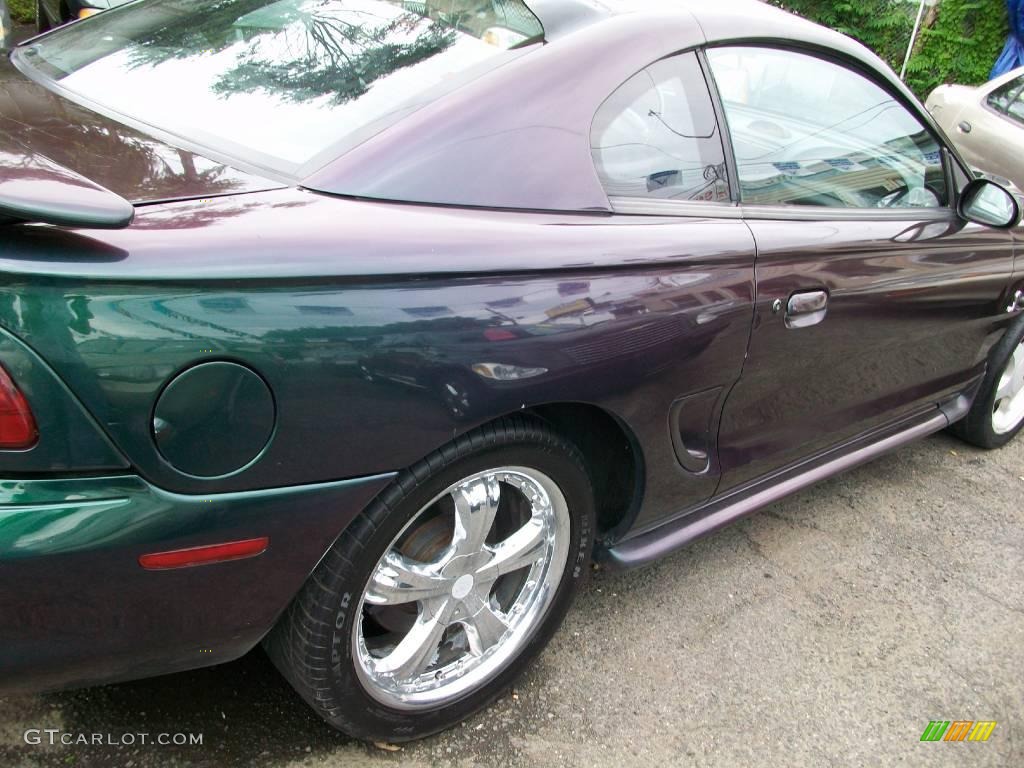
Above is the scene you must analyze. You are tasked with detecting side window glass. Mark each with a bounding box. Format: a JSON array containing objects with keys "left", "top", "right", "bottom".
[
  {"left": 707, "top": 47, "right": 948, "bottom": 210},
  {"left": 591, "top": 53, "right": 730, "bottom": 203},
  {"left": 1008, "top": 87, "right": 1024, "bottom": 126},
  {"left": 986, "top": 75, "right": 1024, "bottom": 114}
]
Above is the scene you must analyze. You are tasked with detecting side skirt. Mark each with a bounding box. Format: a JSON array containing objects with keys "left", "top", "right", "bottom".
[{"left": 599, "top": 388, "right": 975, "bottom": 570}]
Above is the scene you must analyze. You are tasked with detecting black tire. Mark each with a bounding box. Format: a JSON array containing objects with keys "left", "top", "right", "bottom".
[
  {"left": 35, "top": 0, "right": 51, "bottom": 32},
  {"left": 264, "top": 416, "right": 595, "bottom": 742},
  {"left": 951, "top": 314, "right": 1024, "bottom": 449}
]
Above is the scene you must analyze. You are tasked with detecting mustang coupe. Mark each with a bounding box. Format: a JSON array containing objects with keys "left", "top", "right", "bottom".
[{"left": 1, "top": 0, "right": 1022, "bottom": 743}]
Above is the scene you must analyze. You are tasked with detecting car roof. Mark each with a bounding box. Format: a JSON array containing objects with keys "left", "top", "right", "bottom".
[
  {"left": 533, "top": 0, "right": 890, "bottom": 77},
  {"left": 302, "top": 0, "right": 918, "bottom": 212}
]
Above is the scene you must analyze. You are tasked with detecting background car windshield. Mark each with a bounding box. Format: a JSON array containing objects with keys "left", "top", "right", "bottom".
[{"left": 16, "top": 0, "right": 543, "bottom": 174}]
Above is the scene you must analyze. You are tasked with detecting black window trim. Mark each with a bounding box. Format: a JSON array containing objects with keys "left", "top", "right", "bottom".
[{"left": 697, "top": 47, "right": 740, "bottom": 205}]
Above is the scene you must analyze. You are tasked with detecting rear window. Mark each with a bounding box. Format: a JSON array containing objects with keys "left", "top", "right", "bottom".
[{"left": 15, "top": 0, "right": 543, "bottom": 176}]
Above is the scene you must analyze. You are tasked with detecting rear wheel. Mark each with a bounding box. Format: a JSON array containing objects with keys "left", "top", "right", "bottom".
[
  {"left": 952, "top": 318, "right": 1024, "bottom": 449},
  {"left": 265, "top": 417, "right": 595, "bottom": 742}
]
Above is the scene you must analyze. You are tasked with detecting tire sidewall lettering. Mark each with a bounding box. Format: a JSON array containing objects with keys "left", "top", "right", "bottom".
[{"left": 330, "top": 592, "right": 353, "bottom": 673}]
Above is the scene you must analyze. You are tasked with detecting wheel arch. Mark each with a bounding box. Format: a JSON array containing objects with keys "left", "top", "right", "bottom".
[{"left": 521, "top": 402, "right": 644, "bottom": 542}]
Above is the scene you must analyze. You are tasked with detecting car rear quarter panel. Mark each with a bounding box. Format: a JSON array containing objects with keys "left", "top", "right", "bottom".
[
  {"left": 0, "top": 471, "right": 391, "bottom": 693},
  {"left": 0, "top": 189, "right": 756, "bottom": 533}
]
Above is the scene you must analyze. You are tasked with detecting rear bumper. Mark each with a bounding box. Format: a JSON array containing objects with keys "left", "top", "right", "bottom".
[{"left": 0, "top": 471, "right": 393, "bottom": 693}]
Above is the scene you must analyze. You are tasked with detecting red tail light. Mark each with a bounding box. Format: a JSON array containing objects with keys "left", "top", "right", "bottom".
[
  {"left": 0, "top": 364, "right": 38, "bottom": 449},
  {"left": 484, "top": 328, "right": 518, "bottom": 342}
]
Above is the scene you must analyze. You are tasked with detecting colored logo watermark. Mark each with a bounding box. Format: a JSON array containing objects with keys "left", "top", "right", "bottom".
[{"left": 920, "top": 721, "right": 997, "bottom": 742}]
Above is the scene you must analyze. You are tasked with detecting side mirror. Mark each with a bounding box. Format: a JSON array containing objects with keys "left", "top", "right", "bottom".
[{"left": 958, "top": 178, "right": 1020, "bottom": 229}]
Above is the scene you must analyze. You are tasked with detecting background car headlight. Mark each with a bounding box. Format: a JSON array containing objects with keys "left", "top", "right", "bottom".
[{"left": 472, "top": 363, "right": 548, "bottom": 381}]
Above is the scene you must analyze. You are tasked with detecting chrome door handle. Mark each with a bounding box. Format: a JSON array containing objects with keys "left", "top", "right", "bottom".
[{"left": 785, "top": 290, "right": 829, "bottom": 329}]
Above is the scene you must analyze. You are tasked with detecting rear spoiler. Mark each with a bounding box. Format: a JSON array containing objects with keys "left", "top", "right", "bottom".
[{"left": 0, "top": 136, "right": 134, "bottom": 229}]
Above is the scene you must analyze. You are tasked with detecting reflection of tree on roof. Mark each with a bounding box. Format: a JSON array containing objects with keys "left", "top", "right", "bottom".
[
  {"left": 217, "top": 11, "right": 457, "bottom": 104},
  {"left": 126, "top": 1, "right": 458, "bottom": 105}
]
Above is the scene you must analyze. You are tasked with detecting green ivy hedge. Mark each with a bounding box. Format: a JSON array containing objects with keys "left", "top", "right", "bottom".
[
  {"left": 7, "top": 0, "right": 34, "bottom": 24},
  {"left": 770, "top": 0, "right": 1009, "bottom": 98},
  {"left": 905, "top": 0, "right": 1009, "bottom": 96}
]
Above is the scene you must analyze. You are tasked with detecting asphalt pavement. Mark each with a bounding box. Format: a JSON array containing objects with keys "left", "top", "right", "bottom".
[{"left": 1, "top": 431, "right": 1021, "bottom": 768}]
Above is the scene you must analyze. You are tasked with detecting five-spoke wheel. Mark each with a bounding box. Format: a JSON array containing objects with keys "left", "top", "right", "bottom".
[
  {"left": 354, "top": 468, "right": 569, "bottom": 709},
  {"left": 992, "top": 339, "right": 1024, "bottom": 435},
  {"left": 265, "top": 417, "right": 594, "bottom": 742},
  {"left": 954, "top": 319, "right": 1024, "bottom": 448}
]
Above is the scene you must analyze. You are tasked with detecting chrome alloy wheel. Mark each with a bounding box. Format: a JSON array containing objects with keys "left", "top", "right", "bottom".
[
  {"left": 992, "top": 339, "right": 1024, "bottom": 435},
  {"left": 353, "top": 467, "right": 571, "bottom": 710}
]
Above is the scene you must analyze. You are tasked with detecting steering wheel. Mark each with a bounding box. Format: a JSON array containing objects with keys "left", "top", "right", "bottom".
[{"left": 876, "top": 184, "right": 942, "bottom": 209}]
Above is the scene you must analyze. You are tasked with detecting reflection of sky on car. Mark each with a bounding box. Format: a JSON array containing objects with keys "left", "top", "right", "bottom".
[
  {"left": 709, "top": 48, "right": 937, "bottom": 206},
  {"left": 74, "top": 272, "right": 719, "bottom": 345},
  {"left": 57, "top": 0, "right": 506, "bottom": 167}
]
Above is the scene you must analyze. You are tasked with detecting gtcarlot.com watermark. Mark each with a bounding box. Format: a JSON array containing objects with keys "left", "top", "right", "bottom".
[{"left": 24, "top": 729, "right": 203, "bottom": 747}]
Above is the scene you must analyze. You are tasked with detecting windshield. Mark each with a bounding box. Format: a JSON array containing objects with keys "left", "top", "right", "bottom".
[{"left": 14, "top": 0, "right": 543, "bottom": 176}]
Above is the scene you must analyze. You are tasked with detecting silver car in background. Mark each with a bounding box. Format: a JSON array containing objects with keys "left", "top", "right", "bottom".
[{"left": 927, "top": 67, "right": 1024, "bottom": 189}]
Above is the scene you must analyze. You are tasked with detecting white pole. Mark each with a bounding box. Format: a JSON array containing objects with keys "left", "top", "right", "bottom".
[
  {"left": 0, "top": 0, "right": 12, "bottom": 53},
  {"left": 901, "top": 0, "right": 929, "bottom": 81}
]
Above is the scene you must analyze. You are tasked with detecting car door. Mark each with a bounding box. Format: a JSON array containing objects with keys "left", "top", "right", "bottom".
[
  {"left": 587, "top": 50, "right": 756, "bottom": 518},
  {"left": 706, "top": 45, "right": 1018, "bottom": 491}
]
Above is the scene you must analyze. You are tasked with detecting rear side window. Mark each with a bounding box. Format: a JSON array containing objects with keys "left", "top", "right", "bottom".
[
  {"left": 987, "top": 74, "right": 1024, "bottom": 126},
  {"left": 591, "top": 53, "right": 730, "bottom": 203},
  {"left": 707, "top": 46, "right": 948, "bottom": 210}
]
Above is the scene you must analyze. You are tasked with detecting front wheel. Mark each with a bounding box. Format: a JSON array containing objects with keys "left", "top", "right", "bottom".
[
  {"left": 265, "top": 417, "right": 595, "bottom": 742},
  {"left": 952, "top": 317, "right": 1024, "bottom": 449}
]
